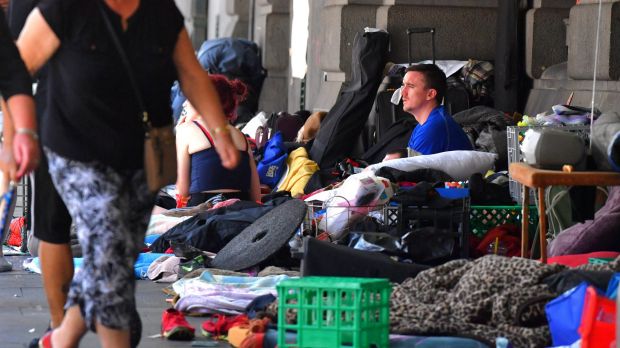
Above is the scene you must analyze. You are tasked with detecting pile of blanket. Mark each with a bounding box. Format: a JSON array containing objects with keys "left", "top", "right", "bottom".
[{"left": 390, "top": 255, "right": 570, "bottom": 347}]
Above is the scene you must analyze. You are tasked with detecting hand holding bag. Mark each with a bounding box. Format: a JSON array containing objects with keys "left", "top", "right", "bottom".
[{"left": 98, "top": 2, "right": 176, "bottom": 192}]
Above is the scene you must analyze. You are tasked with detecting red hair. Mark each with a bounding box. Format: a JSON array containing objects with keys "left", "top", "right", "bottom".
[{"left": 209, "top": 74, "right": 248, "bottom": 122}]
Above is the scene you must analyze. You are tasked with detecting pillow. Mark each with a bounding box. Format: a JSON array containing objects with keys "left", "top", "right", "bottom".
[{"left": 365, "top": 150, "right": 497, "bottom": 181}]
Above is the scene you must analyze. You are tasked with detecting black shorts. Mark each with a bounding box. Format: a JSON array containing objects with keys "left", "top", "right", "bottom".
[{"left": 31, "top": 152, "right": 72, "bottom": 244}]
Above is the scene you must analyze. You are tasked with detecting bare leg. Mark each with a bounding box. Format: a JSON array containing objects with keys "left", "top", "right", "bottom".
[
  {"left": 50, "top": 306, "right": 87, "bottom": 348},
  {"left": 39, "top": 241, "right": 73, "bottom": 328},
  {"left": 97, "top": 324, "right": 131, "bottom": 348}
]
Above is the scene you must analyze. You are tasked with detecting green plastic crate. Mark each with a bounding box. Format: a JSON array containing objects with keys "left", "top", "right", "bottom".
[
  {"left": 589, "top": 257, "right": 614, "bottom": 265},
  {"left": 277, "top": 276, "right": 391, "bottom": 348},
  {"left": 470, "top": 205, "right": 539, "bottom": 237}
]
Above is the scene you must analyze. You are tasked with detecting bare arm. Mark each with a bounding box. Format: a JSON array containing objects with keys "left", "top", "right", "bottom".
[
  {"left": 0, "top": 9, "right": 41, "bottom": 179},
  {"left": 172, "top": 29, "right": 240, "bottom": 170},
  {"left": 16, "top": 8, "right": 60, "bottom": 76},
  {"left": 175, "top": 126, "right": 191, "bottom": 199},
  {"left": 5, "top": 95, "right": 38, "bottom": 179},
  {"left": 0, "top": 100, "right": 17, "bottom": 181}
]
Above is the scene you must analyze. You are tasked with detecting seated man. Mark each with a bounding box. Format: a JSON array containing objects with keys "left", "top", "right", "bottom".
[{"left": 402, "top": 64, "right": 472, "bottom": 156}]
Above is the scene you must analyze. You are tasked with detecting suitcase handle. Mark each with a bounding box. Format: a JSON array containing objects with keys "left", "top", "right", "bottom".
[{"left": 407, "top": 27, "right": 436, "bottom": 66}]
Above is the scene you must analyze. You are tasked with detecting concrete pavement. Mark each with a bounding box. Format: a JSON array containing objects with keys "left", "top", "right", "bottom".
[{"left": 0, "top": 255, "right": 231, "bottom": 348}]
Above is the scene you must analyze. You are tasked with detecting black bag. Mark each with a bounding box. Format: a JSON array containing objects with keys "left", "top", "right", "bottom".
[
  {"left": 361, "top": 118, "right": 416, "bottom": 164},
  {"left": 298, "top": 237, "right": 429, "bottom": 283},
  {"left": 309, "top": 31, "right": 389, "bottom": 169}
]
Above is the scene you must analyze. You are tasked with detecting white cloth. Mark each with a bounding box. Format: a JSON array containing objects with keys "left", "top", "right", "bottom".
[{"left": 241, "top": 111, "right": 269, "bottom": 138}]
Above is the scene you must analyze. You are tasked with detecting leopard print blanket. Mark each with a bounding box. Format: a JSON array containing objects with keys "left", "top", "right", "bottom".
[{"left": 390, "top": 255, "right": 620, "bottom": 347}]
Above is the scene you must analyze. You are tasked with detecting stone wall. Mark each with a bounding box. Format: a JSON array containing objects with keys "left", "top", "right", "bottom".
[
  {"left": 255, "top": 0, "right": 291, "bottom": 113},
  {"left": 195, "top": 0, "right": 620, "bottom": 116}
]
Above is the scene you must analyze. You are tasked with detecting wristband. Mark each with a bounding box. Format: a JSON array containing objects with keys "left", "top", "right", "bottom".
[
  {"left": 175, "top": 194, "right": 189, "bottom": 208},
  {"left": 16, "top": 128, "right": 39, "bottom": 141}
]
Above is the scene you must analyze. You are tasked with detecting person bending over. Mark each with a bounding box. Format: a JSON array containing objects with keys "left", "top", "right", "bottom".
[
  {"left": 175, "top": 74, "right": 260, "bottom": 207},
  {"left": 402, "top": 64, "right": 472, "bottom": 156}
]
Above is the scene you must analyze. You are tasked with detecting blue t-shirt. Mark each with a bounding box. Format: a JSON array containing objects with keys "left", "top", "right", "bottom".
[{"left": 407, "top": 106, "right": 473, "bottom": 155}]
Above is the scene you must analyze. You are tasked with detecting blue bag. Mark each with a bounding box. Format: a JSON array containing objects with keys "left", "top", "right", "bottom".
[
  {"left": 257, "top": 132, "right": 288, "bottom": 188},
  {"left": 545, "top": 282, "right": 589, "bottom": 346},
  {"left": 605, "top": 273, "right": 620, "bottom": 299}
]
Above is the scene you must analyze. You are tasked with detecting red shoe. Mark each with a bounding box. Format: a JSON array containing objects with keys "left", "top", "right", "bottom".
[
  {"left": 161, "top": 308, "right": 195, "bottom": 340},
  {"left": 38, "top": 330, "right": 53, "bottom": 348},
  {"left": 201, "top": 314, "right": 248, "bottom": 337}
]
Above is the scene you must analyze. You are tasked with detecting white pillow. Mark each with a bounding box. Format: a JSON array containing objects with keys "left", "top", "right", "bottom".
[{"left": 365, "top": 150, "right": 497, "bottom": 181}]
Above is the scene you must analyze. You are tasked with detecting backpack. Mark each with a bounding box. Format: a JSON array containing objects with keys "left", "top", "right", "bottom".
[
  {"left": 171, "top": 38, "right": 266, "bottom": 124},
  {"left": 256, "top": 132, "right": 288, "bottom": 188}
]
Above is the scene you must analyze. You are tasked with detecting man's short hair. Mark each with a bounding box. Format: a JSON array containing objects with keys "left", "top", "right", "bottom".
[{"left": 405, "top": 64, "right": 447, "bottom": 104}]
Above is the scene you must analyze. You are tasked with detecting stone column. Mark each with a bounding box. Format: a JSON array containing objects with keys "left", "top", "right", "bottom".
[
  {"left": 255, "top": 0, "right": 291, "bottom": 113},
  {"left": 207, "top": 0, "right": 250, "bottom": 39},
  {"left": 525, "top": 0, "right": 571, "bottom": 79},
  {"left": 306, "top": 0, "right": 383, "bottom": 112}
]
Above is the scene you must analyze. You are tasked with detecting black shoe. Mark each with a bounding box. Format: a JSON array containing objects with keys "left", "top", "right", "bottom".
[
  {"left": 28, "top": 337, "right": 39, "bottom": 348},
  {"left": 28, "top": 324, "right": 51, "bottom": 348}
]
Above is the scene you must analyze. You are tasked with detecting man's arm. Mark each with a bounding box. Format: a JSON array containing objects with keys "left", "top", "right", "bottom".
[{"left": 0, "top": 99, "right": 17, "bottom": 181}]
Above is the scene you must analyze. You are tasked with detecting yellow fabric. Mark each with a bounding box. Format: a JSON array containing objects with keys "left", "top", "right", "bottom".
[
  {"left": 277, "top": 147, "right": 319, "bottom": 197},
  {"left": 227, "top": 326, "right": 250, "bottom": 347}
]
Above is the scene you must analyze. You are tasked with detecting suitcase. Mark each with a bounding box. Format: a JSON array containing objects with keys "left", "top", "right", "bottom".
[
  {"left": 367, "top": 28, "right": 434, "bottom": 146},
  {"left": 368, "top": 76, "right": 412, "bottom": 147}
]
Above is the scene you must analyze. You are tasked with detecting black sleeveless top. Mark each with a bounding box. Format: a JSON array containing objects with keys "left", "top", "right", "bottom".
[{"left": 189, "top": 121, "right": 252, "bottom": 194}]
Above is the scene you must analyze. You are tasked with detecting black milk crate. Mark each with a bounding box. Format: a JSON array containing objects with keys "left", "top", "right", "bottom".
[
  {"left": 393, "top": 196, "right": 470, "bottom": 262},
  {"left": 507, "top": 125, "right": 590, "bottom": 205}
]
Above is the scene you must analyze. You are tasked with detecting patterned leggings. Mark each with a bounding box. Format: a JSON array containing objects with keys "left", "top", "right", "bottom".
[{"left": 45, "top": 148, "right": 154, "bottom": 331}]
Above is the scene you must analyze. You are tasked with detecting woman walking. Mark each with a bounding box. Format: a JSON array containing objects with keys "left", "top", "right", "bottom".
[{"left": 16, "top": 0, "right": 240, "bottom": 347}]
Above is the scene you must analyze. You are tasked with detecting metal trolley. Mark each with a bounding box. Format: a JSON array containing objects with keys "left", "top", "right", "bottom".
[{"left": 300, "top": 194, "right": 470, "bottom": 262}]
